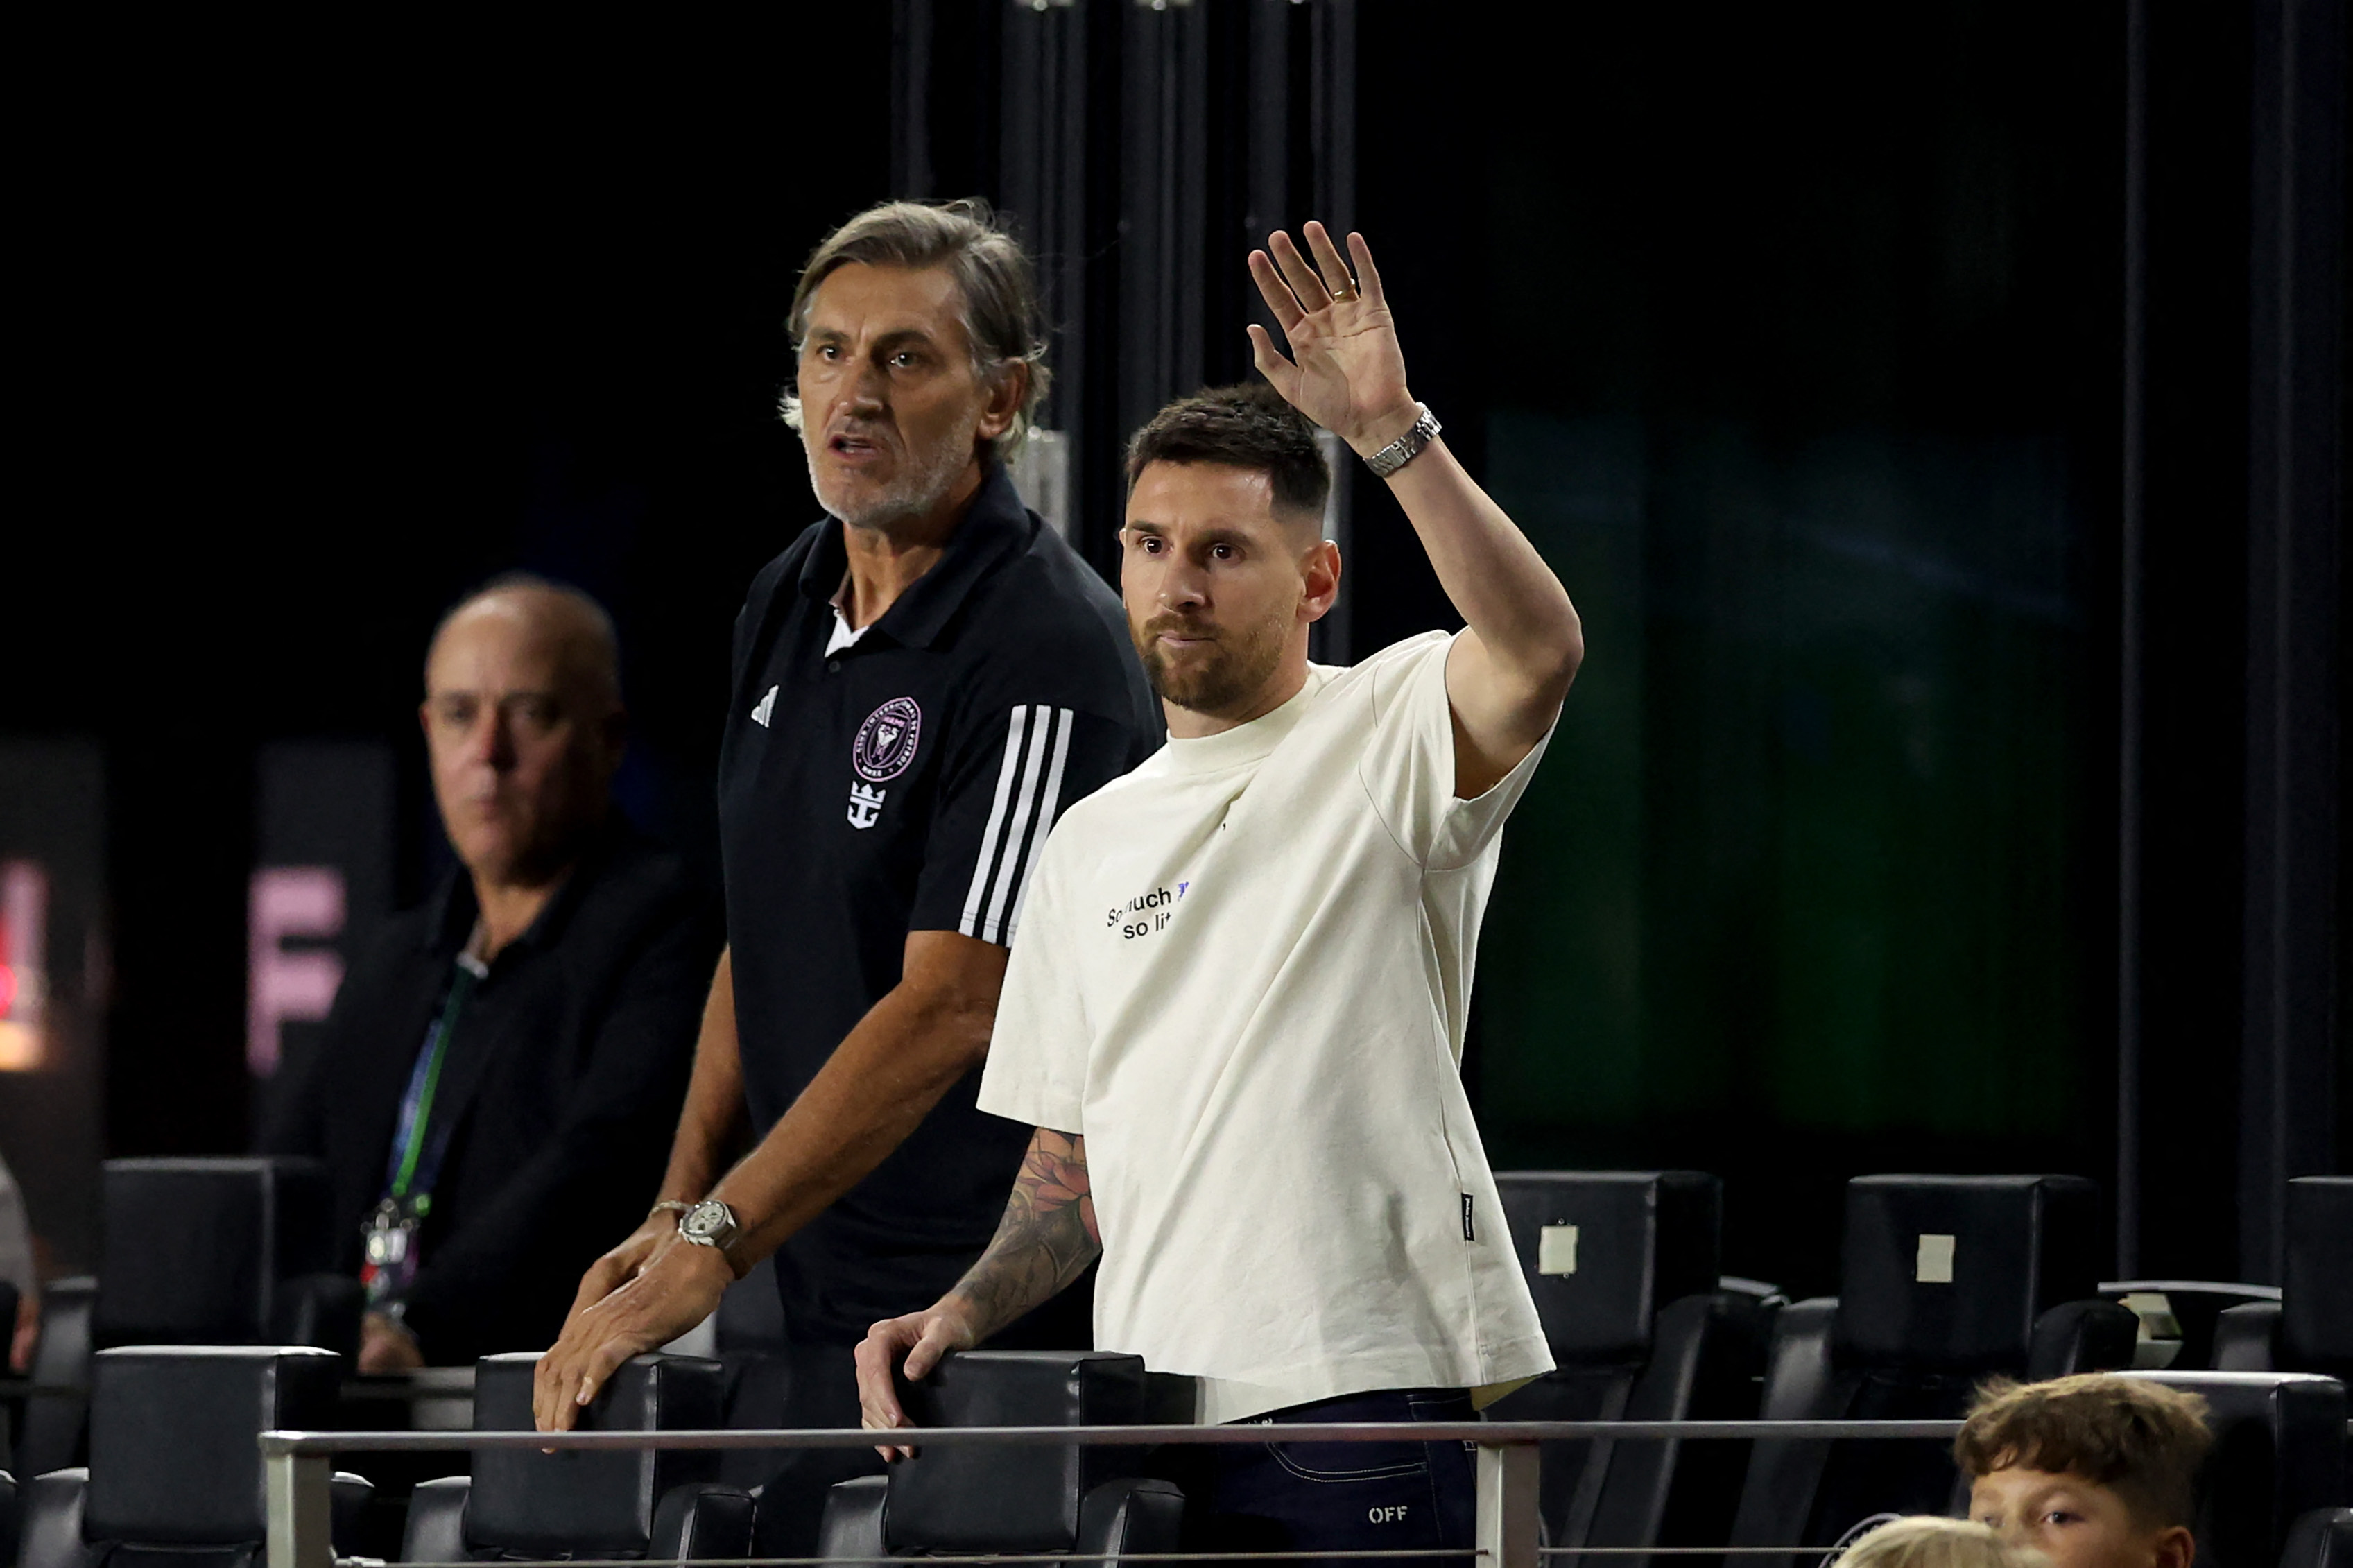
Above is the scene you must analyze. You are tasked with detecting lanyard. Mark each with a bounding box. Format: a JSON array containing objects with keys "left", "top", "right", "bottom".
[{"left": 385, "top": 956, "right": 481, "bottom": 1205}]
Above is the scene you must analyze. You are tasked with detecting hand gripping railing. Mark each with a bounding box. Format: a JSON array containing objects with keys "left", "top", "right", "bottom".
[{"left": 257, "top": 1418, "right": 1967, "bottom": 1568}]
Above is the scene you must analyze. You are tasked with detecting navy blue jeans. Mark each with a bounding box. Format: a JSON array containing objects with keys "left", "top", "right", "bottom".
[{"left": 1157, "top": 1388, "right": 1479, "bottom": 1568}]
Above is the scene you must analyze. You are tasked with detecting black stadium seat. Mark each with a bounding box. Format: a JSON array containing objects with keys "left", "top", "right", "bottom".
[
  {"left": 399, "top": 1352, "right": 752, "bottom": 1565},
  {"left": 2123, "top": 1372, "right": 2347, "bottom": 1568},
  {"left": 11, "top": 1279, "right": 95, "bottom": 1481},
  {"left": 2280, "top": 1508, "right": 2352, "bottom": 1568},
  {"left": 2214, "top": 1180, "right": 2352, "bottom": 1382},
  {"left": 1728, "top": 1175, "right": 2138, "bottom": 1560},
  {"left": 95, "top": 1160, "right": 359, "bottom": 1357},
  {"left": 712, "top": 1254, "right": 793, "bottom": 1492},
  {"left": 0, "top": 1280, "right": 15, "bottom": 1476},
  {"left": 15, "top": 1346, "right": 370, "bottom": 1568},
  {"left": 816, "top": 1350, "right": 1187, "bottom": 1564},
  {"left": 1485, "top": 1171, "right": 1772, "bottom": 1553}
]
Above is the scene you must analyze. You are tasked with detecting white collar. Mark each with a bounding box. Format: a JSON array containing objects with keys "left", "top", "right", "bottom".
[{"left": 827, "top": 572, "right": 870, "bottom": 657}]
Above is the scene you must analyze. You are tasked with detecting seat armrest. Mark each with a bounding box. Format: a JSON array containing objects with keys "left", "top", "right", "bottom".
[
  {"left": 330, "top": 1472, "right": 374, "bottom": 1556},
  {"left": 399, "top": 1475, "right": 471, "bottom": 1565},
  {"left": 816, "top": 1476, "right": 889, "bottom": 1564},
  {"left": 1077, "top": 1478, "right": 1185, "bottom": 1563},
  {"left": 17, "top": 1470, "right": 99, "bottom": 1568},
  {"left": 650, "top": 1483, "right": 755, "bottom": 1565},
  {"left": 2214, "top": 1303, "right": 2284, "bottom": 1371}
]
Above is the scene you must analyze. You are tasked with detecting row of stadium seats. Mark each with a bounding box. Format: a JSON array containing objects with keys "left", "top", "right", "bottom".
[
  {"left": 1, "top": 1340, "right": 2342, "bottom": 1568},
  {"left": 1, "top": 1345, "right": 1190, "bottom": 1568},
  {"left": 1490, "top": 1173, "right": 2350, "bottom": 1550},
  {"left": 1, "top": 1164, "right": 2344, "bottom": 1564}
]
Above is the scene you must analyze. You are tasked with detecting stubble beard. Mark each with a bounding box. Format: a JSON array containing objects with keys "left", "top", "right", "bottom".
[
  {"left": 805, "top": 411, "right": 979, "bottom": 533},
  {"left": 1132, "top": 603, "right": 1292, "bottom": 718}
]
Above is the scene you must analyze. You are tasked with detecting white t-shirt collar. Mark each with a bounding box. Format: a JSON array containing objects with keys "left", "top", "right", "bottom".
[{"left": 1155, "top": 664, "right": 1335, "bottom": 776}]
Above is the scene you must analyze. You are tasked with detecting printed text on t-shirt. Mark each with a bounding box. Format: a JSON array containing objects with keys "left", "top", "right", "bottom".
[{"left": 1107, "top": 881, "right": 1189, "bottom": 940}]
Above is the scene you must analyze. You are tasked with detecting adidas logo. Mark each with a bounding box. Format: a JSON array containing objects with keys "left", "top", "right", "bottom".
[{"left": 750, "top": 686, "right": 777, "bottom": 727}]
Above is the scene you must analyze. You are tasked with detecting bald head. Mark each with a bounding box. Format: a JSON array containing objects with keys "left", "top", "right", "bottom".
[
  {"left": 426, "top": 576, "right": 622, "bottom": 716},
  {"left": 421, "top": 577, "right": 626, "bottom": 888}
]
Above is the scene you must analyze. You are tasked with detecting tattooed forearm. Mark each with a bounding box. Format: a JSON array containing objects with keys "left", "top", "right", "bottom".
[{"left": 949, "top": 1128, "right": 1100, "bottom": 1342}]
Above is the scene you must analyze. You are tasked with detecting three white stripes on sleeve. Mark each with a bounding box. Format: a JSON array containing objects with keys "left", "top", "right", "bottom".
[{"left": 959, "top": 705, "right": 1074, "bottom": 945}]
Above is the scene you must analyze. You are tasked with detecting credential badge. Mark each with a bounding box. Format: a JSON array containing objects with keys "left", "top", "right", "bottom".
[{"left": 853, "top": 697, "right": 924, "bottom": 782}]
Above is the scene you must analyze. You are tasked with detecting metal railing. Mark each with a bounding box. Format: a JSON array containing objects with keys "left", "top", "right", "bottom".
[{"left": 258, "top": 1418, "right": 1967, "bottom": 1568}]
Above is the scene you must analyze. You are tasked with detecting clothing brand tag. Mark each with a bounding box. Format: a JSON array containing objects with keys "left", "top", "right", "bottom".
[
  {"left": 1538, "top": 1224, "right": 1580, "bottom": 1276},
  {"left": 1461, "top": 1194, "right": 1475, "bottom": 1241},
  {"left": 1915, "top": 1232, "right": 1957, "bottom": 1284}
]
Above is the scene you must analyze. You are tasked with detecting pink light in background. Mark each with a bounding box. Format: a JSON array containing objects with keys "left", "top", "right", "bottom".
[
  {"left": 248, "top": 866, "right": 346, "bottom": 1076},
  {"left": 0, "top": 860, "right": 50, "bottom": 1071}
]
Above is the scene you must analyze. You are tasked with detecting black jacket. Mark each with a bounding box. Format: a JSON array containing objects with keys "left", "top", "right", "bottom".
[{"left": 259, "top": 822, "right": 721, "bottom": 1363}]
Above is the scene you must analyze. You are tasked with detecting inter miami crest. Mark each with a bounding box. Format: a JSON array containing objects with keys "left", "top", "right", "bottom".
[{"left": 848, "top": 697, "right": 922, "bottom": 828}]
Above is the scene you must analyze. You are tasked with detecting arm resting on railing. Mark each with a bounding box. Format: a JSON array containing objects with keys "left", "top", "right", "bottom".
[{"left": 853, "top": 1126, "right": 1100, "bottom": 1458}]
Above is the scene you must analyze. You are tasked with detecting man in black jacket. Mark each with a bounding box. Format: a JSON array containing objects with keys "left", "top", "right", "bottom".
[{"left": 261, "top": 576, "right": 720, "bottom": 1370}]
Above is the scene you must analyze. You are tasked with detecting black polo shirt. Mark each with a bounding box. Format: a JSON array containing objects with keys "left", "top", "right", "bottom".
[{"left": 719, "top": 464, "right": 1160, "bottom": 1344}]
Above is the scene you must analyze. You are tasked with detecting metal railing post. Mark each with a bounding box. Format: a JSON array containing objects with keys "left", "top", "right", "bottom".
[
  {"left": 264, "top": 1446, "right": 333, "bottom": 1568},
  {"left": 1475, "top": 1440, "right": 1540, "bottom": 1568}
]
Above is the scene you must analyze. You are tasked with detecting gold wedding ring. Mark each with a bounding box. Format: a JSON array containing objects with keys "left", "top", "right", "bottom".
[{"left": 1329, "top": 277, "right": 1360, "bottom": 302}]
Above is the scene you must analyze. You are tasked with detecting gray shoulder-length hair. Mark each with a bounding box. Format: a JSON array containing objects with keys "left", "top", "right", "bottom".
[{"left": 779, "top": 198, "right": 1052, "bottom": 460}]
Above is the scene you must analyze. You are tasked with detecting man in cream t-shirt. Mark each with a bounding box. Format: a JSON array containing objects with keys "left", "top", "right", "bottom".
[{"left": 855, "top": 223, "right": 1584, "bottom": 1561}]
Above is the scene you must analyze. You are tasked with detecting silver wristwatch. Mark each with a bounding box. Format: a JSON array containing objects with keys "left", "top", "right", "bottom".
[
  {"left": 1363, "top": 404, "right": 1441, "bottom": 479},
  {"left": 676, "top": 1198, "right": 741, "bottom": 1253}
]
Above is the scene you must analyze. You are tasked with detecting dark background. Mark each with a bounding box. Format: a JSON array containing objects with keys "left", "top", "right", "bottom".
[{"left": 8, "top": 1, "right": 2341, "bottom": 1296}]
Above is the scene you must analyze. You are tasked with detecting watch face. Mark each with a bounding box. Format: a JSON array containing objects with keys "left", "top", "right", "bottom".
[{"left": 682, "top": 1199, "right": 733, "bottom": 1243}]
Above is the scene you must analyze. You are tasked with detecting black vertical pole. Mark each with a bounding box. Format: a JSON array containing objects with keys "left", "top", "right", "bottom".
[
  {"left": 2239, "top": 0, "right": 2345, "bottom": 1282},
  {"left": 2117, "top": 0, "right": 2151, "bottom": 1280},
  {"left": 1309, "top": 0, "right": 1357, "bottom": 664},
  {"left": 892, "top": 0, "right": 936, "bottom": 200}
]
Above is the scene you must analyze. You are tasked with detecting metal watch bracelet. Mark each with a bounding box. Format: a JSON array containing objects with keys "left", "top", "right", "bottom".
[{"left": 1364, "top": 404, "right": 1440, "bottom": 479}]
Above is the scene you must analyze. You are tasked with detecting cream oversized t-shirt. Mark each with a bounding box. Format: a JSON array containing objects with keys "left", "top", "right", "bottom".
[{"left": 977, "top": 630, "right": 1556, "bottom": 1421}]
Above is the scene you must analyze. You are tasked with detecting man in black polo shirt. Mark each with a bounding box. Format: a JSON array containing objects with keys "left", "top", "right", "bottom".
[{"left": 535, "top": 203, "right": 1157, "bottom": 1522}]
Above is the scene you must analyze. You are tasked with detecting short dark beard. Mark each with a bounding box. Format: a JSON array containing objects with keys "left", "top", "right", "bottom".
[{"left": 1131, "top": 605, "right": 1291, "bottom": 717}]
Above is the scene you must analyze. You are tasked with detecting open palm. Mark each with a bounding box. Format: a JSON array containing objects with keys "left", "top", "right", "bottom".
[{"left": 1248, "top": 223, "right": 1419, "bottom": 456}]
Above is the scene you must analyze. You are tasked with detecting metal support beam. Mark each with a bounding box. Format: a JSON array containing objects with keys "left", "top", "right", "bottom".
[
  {"left": 889, "top": 0, "right": 935, "bottom": 198},
  {"left": 2239, "top": 0, "right": 2345, "bottom": 1283},
  {"left": 1306, "top": 0, "right": 1355, "bottom": 664},
  {"left": 1475, "top": 1440, "right": 1540, "bottom": 1568},
  {"left": 264, "top": 1448, "right": 332, "bottom": 1568},
  {"left": 2116, "top": 0, "right": 2151, "bottom": 1282}
]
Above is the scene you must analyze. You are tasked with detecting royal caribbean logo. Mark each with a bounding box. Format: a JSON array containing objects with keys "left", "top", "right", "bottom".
[{"left": 853, "top": 697, "right": 924, "bottom": 782}]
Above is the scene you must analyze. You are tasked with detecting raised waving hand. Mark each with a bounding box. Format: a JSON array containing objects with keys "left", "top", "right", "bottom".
[
  {"left": 1246, "top": 223, "right": 1421, "bottom": 458},
  {"left": 1246, "top": 221, "right": 1583, "bottom": 800}
]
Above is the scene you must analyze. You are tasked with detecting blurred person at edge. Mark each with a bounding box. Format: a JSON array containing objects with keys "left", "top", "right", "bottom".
[
  {"left": 535, "top": 200, "right": 1159, "bottom": 1551},
  {"left": 260, "top": 578, "right": 720, "bottom": 1372},
  {"left": 0, "top": 1146, "right": 38, "bottom": 1370}
]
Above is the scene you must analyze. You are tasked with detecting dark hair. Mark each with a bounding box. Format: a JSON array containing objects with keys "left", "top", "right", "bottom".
[
  {"left": 1954, "top": 1375, "right": 2212, "bottom": 1529},
  {"left": 782, "top": 198, "right": 1050, "bottom": 457},
  {"left": 1124, "top": 382, "right": 1331, "bottom": 526}
]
